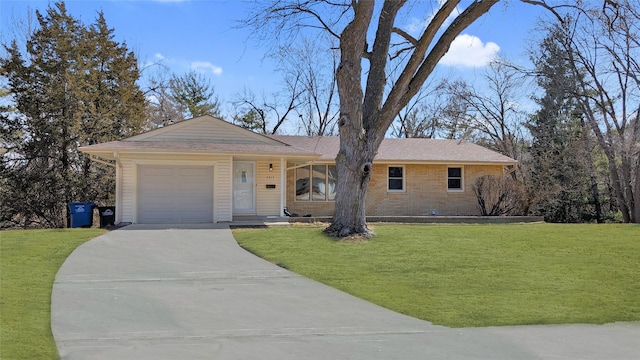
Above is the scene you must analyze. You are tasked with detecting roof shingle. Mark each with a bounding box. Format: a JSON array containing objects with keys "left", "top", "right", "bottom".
[
  {"left": 79, "top": 133, "right": 516, "bottom": 165},
  {"left": 269, "top": 136, "right": 517, "bottom": 164}
]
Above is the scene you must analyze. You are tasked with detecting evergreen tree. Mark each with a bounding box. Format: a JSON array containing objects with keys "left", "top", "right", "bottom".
[
  {"left": 0, "top": 1, "right": 145, "bottom": 228},
  {"left": 74, "top": 12, "right": 146, "bottom": 203},
  {"left": 145, "top": 70, "right": 221, "bottom": 127},
  {"left": 170, "top": 70, "right": 220, "bottom": 119},
  {"left": 233, "top": 108, "right": 264, "bottom": 133},
  {"left": 527, "top": 23, "right": 602, "bottom": 222}
]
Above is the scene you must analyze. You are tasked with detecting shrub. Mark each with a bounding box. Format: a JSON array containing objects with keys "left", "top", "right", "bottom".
[{"left": 473, "top": 175, "right": 527, "bottom": 216}]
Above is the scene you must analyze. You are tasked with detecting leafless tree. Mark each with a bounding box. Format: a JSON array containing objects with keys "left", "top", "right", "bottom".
[
  {"left": 390, "top": 81, "right": 446, "bottom": 138},
  {"left": 275, "top": 38, "right": 340, "bottom": 136},
  {"left": 232, "top": 78, "right": 303, "bottom": 134},
  {"left": 245, "top": 0, "right": 561, "bottom": 236},
  {"left": 551, "top": 0, "right": 640, "bottom": 222},
  {"left": 144, "top": 70, "right": 183, "bottom": 129},
  {"left": 473, "top": 175, "right": 528, "bottom": 216},
  {"left": 445, "top": 61, "right": 528, "bottom": 168}
]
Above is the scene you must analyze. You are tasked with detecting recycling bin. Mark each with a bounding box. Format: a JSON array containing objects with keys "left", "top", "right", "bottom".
[
  {"left": 68, "top": 202, "right": 95, "bottom": 228},
  {"left": 97, "top": 206, "right": 116, "bottom": 228}
]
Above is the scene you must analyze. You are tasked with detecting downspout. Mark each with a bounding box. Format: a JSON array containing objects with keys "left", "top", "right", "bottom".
[
  {"left": 90, "top": 155, "right": 115, "bottom": 167},
  {"left": 280, "top": 157, "right": 286, "bottom": 217},
  {"left": 114, "top": 151, "right": 122, "bottom": 225}
]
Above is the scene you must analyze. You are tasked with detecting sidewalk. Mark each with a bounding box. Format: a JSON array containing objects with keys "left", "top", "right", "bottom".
[{"left": 51, "top": 225, "right": 640, "bottom": 359}]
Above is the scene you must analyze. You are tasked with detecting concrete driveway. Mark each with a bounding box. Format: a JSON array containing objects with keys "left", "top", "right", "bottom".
[{"left": 52, "top": 224, "right": 640, "bottom": 359}]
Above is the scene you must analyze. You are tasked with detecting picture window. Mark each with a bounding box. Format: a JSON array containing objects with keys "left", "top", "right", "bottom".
[{"left": 295, "top": 165, "right": 337, "bottom": 201}]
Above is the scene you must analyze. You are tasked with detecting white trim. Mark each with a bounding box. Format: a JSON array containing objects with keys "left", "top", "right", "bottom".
[
  {"left": 232, "top": 161, "right": 257, "bottom": 213},
  {"left": 387, "top": 165, "right": 406, "bottom": 192},
  {"left": 287, "top": 161, "right": 315, "bottom": 171},
  {"left": 447, "top": 165, "right": 464, "bottom": 192}
]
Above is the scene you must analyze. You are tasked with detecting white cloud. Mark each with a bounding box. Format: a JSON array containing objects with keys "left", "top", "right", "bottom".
[
  {"left": 191, "top": 61, "right": 223, "bottom": 76},
  {"left": 440, "top": 34, "right": 500, "bottom": 68},
  {"left": 154, "top": 53, "right": 165, "bottom": 61}
]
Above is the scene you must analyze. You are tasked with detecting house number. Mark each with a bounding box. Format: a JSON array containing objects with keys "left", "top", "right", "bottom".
[{"left": 265, "top": 175, "right": 276, "bottom": 180}]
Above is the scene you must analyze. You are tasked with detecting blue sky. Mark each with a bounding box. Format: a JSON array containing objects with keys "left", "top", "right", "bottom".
[{"left": 1, "top": 1, "right": 551, "bottom": 115}]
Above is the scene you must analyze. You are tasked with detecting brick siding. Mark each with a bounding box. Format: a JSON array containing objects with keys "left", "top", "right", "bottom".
[{"left": 285, "top": 163, "right": 504, "bottom": 217}]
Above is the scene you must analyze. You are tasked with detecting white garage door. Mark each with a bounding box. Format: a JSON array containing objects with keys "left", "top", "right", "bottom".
[{"left": 137, "top": 165, "right": 213, "bottom": 224}]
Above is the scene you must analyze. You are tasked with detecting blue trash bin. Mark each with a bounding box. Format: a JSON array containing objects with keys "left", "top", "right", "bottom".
[{"left": 68, "top": 202, "right": 95, "bottom": 228}]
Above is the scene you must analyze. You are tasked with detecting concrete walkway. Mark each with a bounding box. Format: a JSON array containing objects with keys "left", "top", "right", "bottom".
[{"left": 52, "top": 225, "right": 640, "bottom": 359}]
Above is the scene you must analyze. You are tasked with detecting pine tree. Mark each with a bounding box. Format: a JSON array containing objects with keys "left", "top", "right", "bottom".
[
  {"left": 74, "top": 12, "right": 146, "bottom": 203},
  {"left": 0, "top": 1, "right": 145, "bottom": 228},
  {"left": 170, "top": 70, "right": 221, "bottom": 119},
  {"left": 145, "top": 70, "right": 221, "bottom": 127},
  {"left": 527, "top": 23, "right": 602, "bottom": 222}
]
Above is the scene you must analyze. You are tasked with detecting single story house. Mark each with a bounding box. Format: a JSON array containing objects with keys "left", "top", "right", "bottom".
[{"left": 79, "top": 115, "right": 517, "bottom": 224}]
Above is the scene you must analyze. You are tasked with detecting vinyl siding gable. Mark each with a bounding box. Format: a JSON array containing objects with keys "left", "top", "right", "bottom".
[{"left": 127, "top": 116, "right": 283, "bottom": 146}]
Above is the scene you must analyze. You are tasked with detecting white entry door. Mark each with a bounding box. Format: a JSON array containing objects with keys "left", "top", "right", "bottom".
[{"left": 233, "top": 161, "right": 255, "bottom": 213}]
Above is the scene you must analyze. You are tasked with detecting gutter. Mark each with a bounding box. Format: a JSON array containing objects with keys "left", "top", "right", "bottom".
[{"left": 89, "top": 155, "right": 116, "bottom": 167}]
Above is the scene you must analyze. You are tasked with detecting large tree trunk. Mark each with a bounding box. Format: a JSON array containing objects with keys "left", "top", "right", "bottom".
[
  {"left": 326, "top": 141, "right": 375, "bottom": 237},
  {"left": 594, "top": 131, "right": 631, "bottom": 222},
  {"left": 325, "top": 0, "right": 498, "bottom": 236},
  {"left": 325, "top": 1, "right": 375, "bottom": 237}
]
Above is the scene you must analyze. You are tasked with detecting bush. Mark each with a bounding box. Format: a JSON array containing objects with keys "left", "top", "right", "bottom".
[{"left": 473, "top": 175, "right": 527, "bottom": 216}]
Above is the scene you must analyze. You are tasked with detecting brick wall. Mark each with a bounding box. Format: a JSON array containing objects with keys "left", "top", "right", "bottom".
[{"left": 285, "top": 163, "right": 505, "bottom": 217}]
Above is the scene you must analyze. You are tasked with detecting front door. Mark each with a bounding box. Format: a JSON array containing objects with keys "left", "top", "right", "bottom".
[{"left": 233, "top": 161, "right": 256, "bottom": 213}]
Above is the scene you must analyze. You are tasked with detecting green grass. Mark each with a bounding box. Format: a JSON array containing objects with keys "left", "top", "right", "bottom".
[
  {"left": 0, "top": 228, "right": 107, "bottom": 360},
  {"left": 233, "top": 223, "right": 640, "bottom": 328}
]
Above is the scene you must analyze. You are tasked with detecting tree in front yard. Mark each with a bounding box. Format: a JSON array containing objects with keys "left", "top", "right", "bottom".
[{"left": 245, "top": 0, "right": 562, "bottom": 236}]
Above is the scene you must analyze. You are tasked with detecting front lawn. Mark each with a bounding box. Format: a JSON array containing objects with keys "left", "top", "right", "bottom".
[
  {"left": 233, "top": 223, "right": 640, "bottom": 328},
  {"left": 0, "top": 228, "right": 107, "bottom": 359}
]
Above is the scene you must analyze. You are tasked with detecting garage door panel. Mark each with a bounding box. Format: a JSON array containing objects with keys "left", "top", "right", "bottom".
[
  {"left": 139, "top": 210, "right": 175, "bottom": 223},
  {"left": 137, "top": 165, "right": 213, "bottom": 224},
  {"left": 175, "top": 211, "right": 211, "bottom": 223},
  {"left": 141, "top": 182, "right": 173, "bottom": 193},
  {"left": 179, "top": 167, "right": 210, "bottom": 176},
  {"left": 176, "top": 195, "right": 210, "bottom": 205}
]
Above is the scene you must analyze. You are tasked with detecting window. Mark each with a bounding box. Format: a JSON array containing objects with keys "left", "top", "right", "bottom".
[
  {"left": 448, "top": 167, "right": 463, "bottom": 191},
  {"left": 295, "top": 164, "right": 337, "bottom": 201},
  {"left": 312, "top": 165, "right": 326, "bottom": 200},
  {"left": 295, "top": 166, "right": 310, "bottom": 200},
  {"left": 388, "top": 166, "right": 404, "bottom": 191}
]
